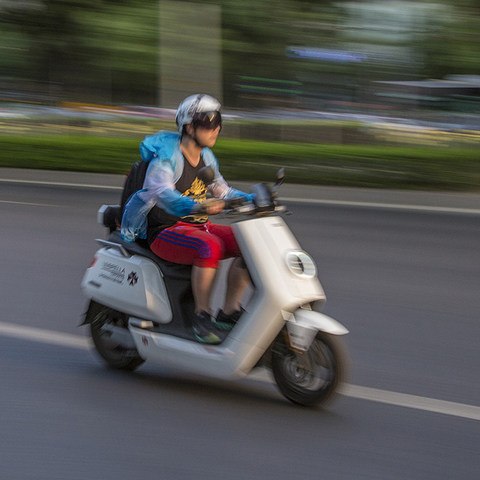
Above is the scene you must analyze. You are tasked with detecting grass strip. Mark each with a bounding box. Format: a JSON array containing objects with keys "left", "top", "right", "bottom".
[{"left": 1, "top": 134, "right": 479, "bottom": 191}]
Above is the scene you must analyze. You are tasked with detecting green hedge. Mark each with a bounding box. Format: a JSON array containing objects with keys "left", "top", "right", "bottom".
[{"left": 1, "top": 134, "right": 480, "bottom": 191}]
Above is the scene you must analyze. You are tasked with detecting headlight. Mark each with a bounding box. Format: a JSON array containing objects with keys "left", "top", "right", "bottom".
[{"left": 285, "top": 251, "right": 316, "bottom": 279}]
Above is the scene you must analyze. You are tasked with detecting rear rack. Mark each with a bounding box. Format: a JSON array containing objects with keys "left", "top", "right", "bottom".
[{"left": 95, "top": 238, "right": 130, "bottom": 258}]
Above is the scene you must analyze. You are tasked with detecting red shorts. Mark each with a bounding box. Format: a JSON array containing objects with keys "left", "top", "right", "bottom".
[{"left": 150, "top": 221, "right": 240, "bottom": 269}]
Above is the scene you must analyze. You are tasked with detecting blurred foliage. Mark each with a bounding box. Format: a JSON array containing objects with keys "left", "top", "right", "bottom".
[
  {"left": 1, "top": 0, "right": 479, "bottom": 107},
  {"left": 1, "top": 134, "right": 480, "bottom": 191},
  {"left": 0, "top": 0, "right": 157, "bottom": 104},
  {"left": 421, "top": 0, "right": 480, "bottom": 78}
]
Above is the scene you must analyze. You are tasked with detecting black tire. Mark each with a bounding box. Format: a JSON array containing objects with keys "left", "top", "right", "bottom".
[
  {"left": 87, "top": 302, "right": 144, "bottom": 371},
  {"left": 271, "top": 330, "right": 348, "bottom": 407}
]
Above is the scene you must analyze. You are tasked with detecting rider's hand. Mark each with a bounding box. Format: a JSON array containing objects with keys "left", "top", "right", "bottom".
[{"left": 201, "top": 198, "right": 225, "bottom": 215}]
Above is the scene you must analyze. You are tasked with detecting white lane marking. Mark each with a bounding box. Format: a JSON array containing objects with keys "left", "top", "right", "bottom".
[
  {"left": 249, "top": 369, "right": 480, "bottom": 421},
  {"left": 2, "top": 177, "right": 480, "bottom": 215},
  {"left": 286, "top": 197, "right": 480, "bottom": 215},
  {"left": 0, "top": 178, "right": 121, "bottom": 190},
  {"left": 1, "top": 321, "right": 479, "bottom": 421},
  {"left": 338, "top": 384, "right": 480, "bottom": 422},
  {"left": 0, "top": 199, "right": 64, "bottom": 207}
]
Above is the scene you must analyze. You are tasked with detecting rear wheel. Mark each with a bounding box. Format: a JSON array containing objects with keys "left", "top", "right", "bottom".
[
  {"left": 271, "top": 330, "right": 348, "bottom": 406},
  {"left": 86, "top": 302, "right": 144, "bottom": 371}
]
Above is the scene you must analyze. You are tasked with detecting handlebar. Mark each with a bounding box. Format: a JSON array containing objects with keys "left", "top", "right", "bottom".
[
  {"left": 194, "top": 168, "right": 288, "bottom": 217},
  {"left": 192, "top": 197, "right": 252, "bottom": 216},
  {"left": 192, "top": 166, "right": 286, "bottom": 215},
  {"left": 192, "top": 184, "right": 286, "bottom": 217},
  {"left": 194, "top": 201, "right": 286, "bottom": 217}
]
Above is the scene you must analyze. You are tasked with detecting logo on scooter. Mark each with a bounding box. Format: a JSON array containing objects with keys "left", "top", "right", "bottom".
[{"left": 128, "top": 271, "right": 138, "bottom": 286}]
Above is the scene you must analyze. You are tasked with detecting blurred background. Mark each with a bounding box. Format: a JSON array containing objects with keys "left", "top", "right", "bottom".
[
  {"left": 2, "top": 4, "right": 480, "bottom": 479},
  {"left": 1, "top": 0, "right": 479, "bottom": 188}
]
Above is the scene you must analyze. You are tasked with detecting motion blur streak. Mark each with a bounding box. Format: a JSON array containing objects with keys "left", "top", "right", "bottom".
[
  {"left": 1, "top": 321, "right": 479, "bottom": 421},
  {"left": 0, "top": 321, "right": 89, "bottom": 350}
]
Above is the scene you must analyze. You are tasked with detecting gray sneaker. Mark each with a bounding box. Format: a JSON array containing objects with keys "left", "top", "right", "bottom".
[
  {"left": 192, "top": 311, "right": 222, "bottom": 344},
  {"left": 215, "top": 309, "right": 244, "bottom": 332}
]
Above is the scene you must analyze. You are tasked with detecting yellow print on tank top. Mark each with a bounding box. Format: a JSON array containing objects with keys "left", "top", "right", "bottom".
[{"left": 181, "top": 177, "right": 208, "bottom": 222}]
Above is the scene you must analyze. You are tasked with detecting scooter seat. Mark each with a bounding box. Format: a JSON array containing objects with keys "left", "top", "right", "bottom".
[{"left": 108, "top": 230, "right": 191, "bottom": 281}]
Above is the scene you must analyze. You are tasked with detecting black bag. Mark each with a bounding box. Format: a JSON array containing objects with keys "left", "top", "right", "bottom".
[{"left": 120, "top": 160, "right": 149, "bottom": 217}]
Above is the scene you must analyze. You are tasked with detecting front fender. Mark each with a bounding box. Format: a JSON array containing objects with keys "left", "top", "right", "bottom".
[
  {"left": 285, "top": 308, "right": 349, "bottom": 352},
  {"left": 293, "top": 309, "right": 349, "bottom": 335}
]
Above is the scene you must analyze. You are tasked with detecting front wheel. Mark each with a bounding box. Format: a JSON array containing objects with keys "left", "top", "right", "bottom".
[
  {"left": 271, "top": 330, "right": 349, "bottom": 407},
  {"left": 86, "top": 301, "right": 144, "bottom": 371}
]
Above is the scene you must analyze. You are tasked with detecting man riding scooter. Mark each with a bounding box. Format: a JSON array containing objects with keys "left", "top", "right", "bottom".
[
  {"left": 121, "top": 94, "right": 254, "bottom": 344},
  {"left": 84, "top": 100, "right": 349, "bottom": 405}
]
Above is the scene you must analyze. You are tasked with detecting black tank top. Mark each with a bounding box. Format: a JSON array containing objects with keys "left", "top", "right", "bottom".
[{"left": 146, "top": 156, "right": 207, "bottom": 244}]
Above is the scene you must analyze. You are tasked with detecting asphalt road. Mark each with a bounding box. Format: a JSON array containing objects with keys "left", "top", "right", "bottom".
[{"left": 1, "top": 176, "right": 479, "bottom": 480}]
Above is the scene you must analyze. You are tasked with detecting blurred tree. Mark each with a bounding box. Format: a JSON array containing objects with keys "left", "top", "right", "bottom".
[
  {"left": 0, "top": 0, "right": 97, "bottom": 101},
  {"left": 0, "top": 0, "right": 157, "bottom": 104},
  {"left": 0, "top": 0, "right": 479, "bottom": 108},
  {"left": 422, "top": 0, "right": 480, "bottom": 78},
  {"left": 221, "top": 0, "right": 293, "bottom": 106},
  {"left": 221, "top": 0, "right": 339, "bottom": 107},
  {"left": 75, "top": 1, "right": 158, "bottom": 104}
]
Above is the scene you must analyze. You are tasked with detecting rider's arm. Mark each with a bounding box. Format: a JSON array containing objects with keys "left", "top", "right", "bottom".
[
  {"left": 209, "top": 173, "right": 254, "bottom": 202},
  {"left": 204, "top": 153, "right": 254, "bottom": 203},
  {"left": 140, "top": 159, "right": 196, "bottom": 217}
]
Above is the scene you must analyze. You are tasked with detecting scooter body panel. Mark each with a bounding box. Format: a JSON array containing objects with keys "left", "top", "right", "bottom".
[
  {"left": 233, "top": 216, "right": 326, "bottom": 311},
  {"left": 81, "top": 247, "right": 172, "bottom": 323},
  {"left": 129, "top": 326, "right": 266, "bottom": 380}
]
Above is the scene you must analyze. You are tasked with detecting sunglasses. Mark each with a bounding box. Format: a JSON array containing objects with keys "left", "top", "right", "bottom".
[{"left": 192, "top": 111, "right": 222, "bottom": 130}]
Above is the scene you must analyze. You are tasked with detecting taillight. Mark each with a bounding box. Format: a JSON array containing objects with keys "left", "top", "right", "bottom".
[{"left": 88, "top": 257, "right": 98, "bottom": 268}]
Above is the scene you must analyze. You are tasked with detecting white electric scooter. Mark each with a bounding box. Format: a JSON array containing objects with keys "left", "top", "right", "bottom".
[{"left": 81, "top": 170, "right": 349, "bottom": 406}]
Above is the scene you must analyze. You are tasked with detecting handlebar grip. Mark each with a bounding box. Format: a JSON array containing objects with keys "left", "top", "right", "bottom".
[{"left": 224, "top": 197, "right": 245, "bottom": 209}]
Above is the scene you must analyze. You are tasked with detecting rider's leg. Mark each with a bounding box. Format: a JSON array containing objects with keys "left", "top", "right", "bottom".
[
  {"left": 205, "top": 223, "right": 250, "bottom": 317},
  {"left": 150, "top": 224, "right": 224, "bottom": 344},
  {"left": 150, "top": 222, "right": 223, "bottom": 314},
  {"left": 223, "top": 257, "right": 250, "bottom": 314},
  {"left": 191, "top": 266, "right": 217, "bottom": 313}
]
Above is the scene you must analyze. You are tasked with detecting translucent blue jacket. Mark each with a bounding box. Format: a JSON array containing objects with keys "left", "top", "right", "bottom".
[{"left": 121, "top": 131, "right": 252, "bottom": 242}]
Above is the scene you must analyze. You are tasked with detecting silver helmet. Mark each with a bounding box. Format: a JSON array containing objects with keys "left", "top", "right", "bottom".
[{"left": 175, "top": 94, "right": 221, "bottom": 133}]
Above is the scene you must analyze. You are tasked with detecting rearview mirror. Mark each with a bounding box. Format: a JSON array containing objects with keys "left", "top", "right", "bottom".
[{"left": 275, "top": 168, "right": 285, "bottom": 188}]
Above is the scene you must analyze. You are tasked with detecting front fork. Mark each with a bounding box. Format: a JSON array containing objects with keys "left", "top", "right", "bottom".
[
  {"left": 284, "top": 307, "right": 349, "bottom": 352},
  {"left": 257, "top": 307, "right": 349, "bottom": 368}
]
